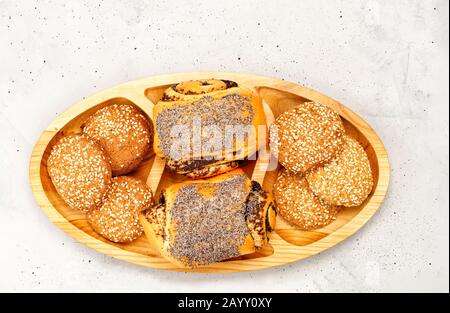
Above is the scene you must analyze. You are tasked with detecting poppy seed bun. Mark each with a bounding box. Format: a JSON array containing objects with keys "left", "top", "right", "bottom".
[
  {"left": 270, "top": 102, "right": 345, "bottom": 174},
  {"left": 82, "top": 104, "right": 152, "bottom": 176},
  {"left": 47, "top": 134, "right": 112, "bottom": 212},
  {"left": 306, "top": 136, "right": 373, "bottom": 207},
  {"left": 88, "top": 176, "right": 153, "bottom": 243},
  {"left": 273, "top": 169, "right": 340, "bottom": 230},
  {"left": 153, "top": 80, "right": 267, "bottom": 179},
  {"left": 139, "top": 169, "right": 276, "bottom": 268}
]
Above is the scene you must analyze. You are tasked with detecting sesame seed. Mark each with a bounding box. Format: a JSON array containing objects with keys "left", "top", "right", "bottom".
[
  {"left": 306, "top": 136, "right": 373, "bottom": 207},
  {"left": 47, "top": 134, "right": 112, "bottom": 212},
  {"left": 82, "top": 104, "right": 152, "bottom": 176},
  {"left": 88, "top": 176, "right": 153, "bottom": 243},
  {"left": 270, "top": 101, "right": 345, "bottom": 174},
  {"left": 273, "top": 169, "right": 340, "bottom": 230}
]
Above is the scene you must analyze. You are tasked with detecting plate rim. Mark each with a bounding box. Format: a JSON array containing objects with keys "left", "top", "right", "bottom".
[{"left": 29, "top": 72, "right": 390, "bottom": 273}]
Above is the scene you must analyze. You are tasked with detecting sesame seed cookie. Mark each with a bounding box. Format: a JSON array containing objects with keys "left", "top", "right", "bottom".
[
  {"left": 82, "top": 104, "right": 152, "bottom": 176},
  {"left": 306, "top": 136, "right": 373, "bottom": 207},
  {"left": 273, "top": 169, "right": 340, "bottom": 230},
  {"left": 47, "top": 134, "right": 112, "bottom": 212},
  {"left": 88, "top": 176, "right": 153, "bottom": 243},
  {"left": 270, "top": 102, "right": 345, "bottom": 174}
]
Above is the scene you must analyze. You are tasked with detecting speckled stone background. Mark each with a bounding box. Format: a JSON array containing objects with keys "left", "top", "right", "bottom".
[{"left": 0, "top": 0, "right": 448, "bottom": 293}]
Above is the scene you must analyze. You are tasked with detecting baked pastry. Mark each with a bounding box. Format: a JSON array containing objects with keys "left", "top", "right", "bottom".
[
  {"left": 88, "top": 176, "right": 153, "bottom": 243},
  {"left": 153, "top": 79, "right": 267, "bottom": 179},
  {"left": 47, "top": 134, "right": 112, "bottom": 212},
  {"left": 273, "top": 169, "right": 340, "bottom": 230},
  {"left": 269, "top": 101, "right": 345, "bottom": 174},
  {"left": 82, "top": 104, "right": 152, "bottom": 176},
  {"left": 139, "top": 169, "right": 276, "bottom": 268},
  {"left": 306, "top": 136, "right": 373, "bottom": 207}
]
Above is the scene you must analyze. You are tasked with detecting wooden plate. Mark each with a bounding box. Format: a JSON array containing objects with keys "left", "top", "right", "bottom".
[{"left": 29, "top": 72, "right": 390, "bottom": 273}]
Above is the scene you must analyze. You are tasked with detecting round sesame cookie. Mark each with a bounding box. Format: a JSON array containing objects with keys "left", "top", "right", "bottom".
[
  {"left": 82, "top": 104, "right": 152, "bottom": 176},
  {"left": 47, "top": 134, "right": 112, "bottom": 212},
  {"left": 306, "top": 136, "right": 373, "bottom": 207},
  {"left": 88, "top": 176, "right": 153, "bottom": 243},
  {"left": 273, "top": 169, "right": 340, "bottom": 230},
  {"left": 270, "top": 102, "right": 345, "bottom": 174}
]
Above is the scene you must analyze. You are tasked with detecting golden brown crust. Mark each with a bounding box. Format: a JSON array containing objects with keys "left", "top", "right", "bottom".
[
  {"left": 270, "top": 102, "right": 345, "bottom": 174},
  {"left": 306, "top": 136, "right": 373, "bottom": 207},
  {"left": 88, "top": 176, "right": 153, "bottom": 243},
  {"left": 82, "top": 104, "right": 152, "bottom": 176},
  {"left": 47, "top": 134, "right": 112, "bottom": 212},
  {"left": 273, "top": 169, "right": 340, "bottom": 230},
  {"left": 153, "top": 80, "right": 267, "bottom": 179}
]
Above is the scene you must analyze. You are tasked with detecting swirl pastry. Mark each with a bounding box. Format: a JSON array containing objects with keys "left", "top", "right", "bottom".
[
  {"left": 153, "top": 79, "right": 267, "bottom": 178},
  {"left": 139, "top": 169, "right": 276, "bottom": 268}
]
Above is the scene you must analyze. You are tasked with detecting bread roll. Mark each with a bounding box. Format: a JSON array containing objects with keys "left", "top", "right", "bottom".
[
  {"left": 306, "top": 136, "right": 373, "bottom": 207},
  {"left": 153, "top": 80, "right": 267, "bottom": 179},
  {"left": 82, "top": 104, "right": 152, "bottom": 176},
  {"left": 47, "top": 134, "right": 112, "bottom": 212},
  {"left": 269, "top": 101, "right": 345, "bottom": 174},
  {"left": 139, "top": 169, "right": 276, "bottom": 268}
]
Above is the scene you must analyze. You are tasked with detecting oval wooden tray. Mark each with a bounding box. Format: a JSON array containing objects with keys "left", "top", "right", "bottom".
[{"left": 29, "top": 72, "right": 390, "bottom": 273}]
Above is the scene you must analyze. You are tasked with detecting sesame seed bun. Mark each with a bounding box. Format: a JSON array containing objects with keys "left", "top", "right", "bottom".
[
  {"left": 88, "top": 176, "right": 153, "bottom": 243},
  {"left": 273, "top": 169, "right": 340, "bottom": 230},
  {"left": 47, "top": 134, "right": 112, "bottom": 212},
  {"left": 306, "top": 136, "right": 373, "bottom": 207},
  {"left": 82, "top": 104, "right": 152, "bottom": 176},
  {"left": 270, "top": 101, "right": 345, "bottom": 174}
]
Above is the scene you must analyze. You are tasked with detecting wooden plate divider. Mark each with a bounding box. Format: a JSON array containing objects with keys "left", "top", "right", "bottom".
[{"left": 29, "top": 72, "right": 390, "bottom": 272}]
